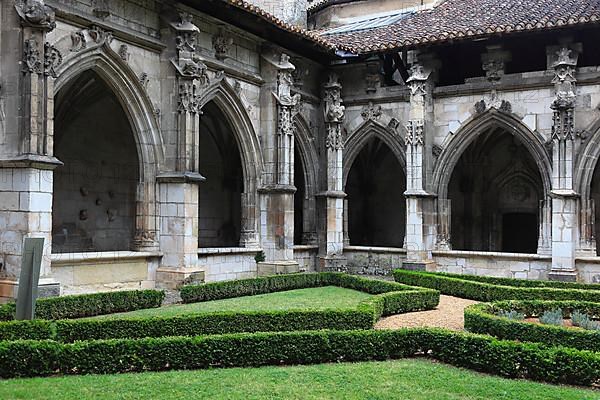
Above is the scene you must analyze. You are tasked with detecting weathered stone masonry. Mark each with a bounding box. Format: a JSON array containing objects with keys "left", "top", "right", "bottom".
[{"left": 1, "top": 0, "right": 600, "bottom": 299}]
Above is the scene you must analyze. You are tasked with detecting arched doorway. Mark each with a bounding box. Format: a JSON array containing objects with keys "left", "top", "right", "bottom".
[
  {"left": 345, "top": 137, "right": 406, "bottom": 247},
  {"left": 589, "top": 162, "right": 600, "bottom": 255},
  {"left": 447, "top": 128, "right": 543, "bottom": 253},
  {"left": 198, "top": 101, "right": 244, "bottom": 248},
  {"left": 52, "top": 70, "right": 139, "bottom": 252}
]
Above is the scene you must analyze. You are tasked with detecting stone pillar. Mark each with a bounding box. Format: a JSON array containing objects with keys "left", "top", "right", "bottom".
[
  {"left": 317, "top": 73, "right": 346, "bottom": 271},
  {"left": 548, "top": 45, "right": 580, "bottom": 282},
  {"left": 0, "top": 1, "right": 62, "bottom": 300},
  {"left": 402, "top": 60, "right": 436, "bottom": 270},
  {"left": 156, "top": 13, "right": 208, "bottom": 288},
  {"left": 257, "top": 53, "right": 301, "bottom": 274}
]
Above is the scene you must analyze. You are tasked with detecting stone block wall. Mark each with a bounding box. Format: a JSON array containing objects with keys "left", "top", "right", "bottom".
[{"left": 199, "top": 248, "right": 260, "bottom": 282}]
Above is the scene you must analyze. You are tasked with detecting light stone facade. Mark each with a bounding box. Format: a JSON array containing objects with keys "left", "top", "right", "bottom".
[{"left": 1, "top": 0, "right": 600, "bottom": 300}]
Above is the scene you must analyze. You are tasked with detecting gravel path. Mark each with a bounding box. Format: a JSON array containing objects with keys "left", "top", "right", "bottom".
[{"left": 375, "top": 295, "right": 479, "bottom": 331}]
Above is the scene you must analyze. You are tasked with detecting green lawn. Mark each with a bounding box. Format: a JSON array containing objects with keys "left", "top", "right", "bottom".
[
  {"left": 92, "top": 286, "right": 372, "bottom": 319},
  {"left": 1, "top": 359, "right": 596, "bottom": 400}
]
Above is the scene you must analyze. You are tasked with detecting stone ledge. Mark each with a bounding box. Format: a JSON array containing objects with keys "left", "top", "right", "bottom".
[
  {"left": 432, "top": 250, "right": 551, "bottom": 261},
  {"left": 293, "top": 245, "right": 319, "bottom": 251},
  {"left": 198, "top": 247, "right": 262, "bottom": 256},
  {"left": 345, "top": 245, "right": 407, "bottom": 254},
  {"left": 51, "top": 251, "right": 163, "bottom": 266}
]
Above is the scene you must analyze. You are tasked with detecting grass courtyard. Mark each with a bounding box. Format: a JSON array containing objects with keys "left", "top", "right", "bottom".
[
  {"left": 91, "top": 286, "right": 372, "bottom": 319},
  {"left": 0, "top": 359, "right": 596, "bottom": 400}
]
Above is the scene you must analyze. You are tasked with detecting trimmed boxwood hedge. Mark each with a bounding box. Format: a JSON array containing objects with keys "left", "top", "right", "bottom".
[
  {"left": 0, "top": 289, "right": 165, "bottom": 321},
  {"left": 179, "top": 272, "right": 422, "bottom": 303},
  {"left": 0, "top": 328, "right": 598, "bottom": 387},
  {"left": 465, "top": 300, "right": 600, "bottom": 352},
  {"left": 417, "top": 270, "right": 600, "bottom": 290},
  {"left": 0, "top": 273, "right": 439, "bottom": 342},
  {"left": 393, "top": 269, "right": 600, "bottom": 302}
]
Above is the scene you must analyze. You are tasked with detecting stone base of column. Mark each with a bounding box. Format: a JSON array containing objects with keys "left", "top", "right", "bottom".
[
  {"left": 0, "top": 277, "right": 60, "bottom": 303},
  {"left": 402, "top": 260, "right": 436, "bottom": 272},
  {"left": 257, "top": 260, "right": 300, "bottom": 276},
  {"left": 318, "top": 255, "right": 347, "bottom": 272},
  {"left": 548, "top": 269, "right": 578, "bottom": 282},
  {"left": 155, "top": 268, "right": 205, "bottom": 290}
]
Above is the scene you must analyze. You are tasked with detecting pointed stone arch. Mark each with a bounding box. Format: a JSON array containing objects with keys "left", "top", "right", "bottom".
[
  {"left": 433, "top": 109, "right": 552, "bottom": 200},
  {"left": 343, "top": 119, "right": 406, "bottom": 188},
  {"left": 293, "top": 114, "right": 318, "bottom": 244},
  {"left": 52, "top": 34, "right": 164, "bottom": 250},
  {"left": 196, "top": 77, "right": 264, "bottom": 247}
]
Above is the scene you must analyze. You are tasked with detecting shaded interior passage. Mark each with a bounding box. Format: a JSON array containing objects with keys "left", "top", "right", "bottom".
[
  {"left": 346, "top": 137, "right": 406, "bottom": 247},
  {"left": 53, "top": 70, "right": 138, "bottom": 253}
]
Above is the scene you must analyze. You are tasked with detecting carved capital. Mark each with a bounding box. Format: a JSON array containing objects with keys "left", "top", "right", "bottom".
[
  {"left": 22, "top": 38, "right": 42, "bottom": 74},
  {"left": 43, "top": 42, "right": 62, "bottom": 78}
]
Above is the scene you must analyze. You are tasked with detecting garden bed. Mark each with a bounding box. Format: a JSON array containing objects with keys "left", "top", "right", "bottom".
[
  {"left": 0, "top": 273, "right": 440, "bottom": 342},
  {"left": 464, "top": 300, "right": 600, "bottom": 352},
  {"left": 393, "top": 269, "right": 600, "bottom": 302}
]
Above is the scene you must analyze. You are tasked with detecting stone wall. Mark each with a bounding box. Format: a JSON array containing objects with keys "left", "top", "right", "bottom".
[{"left": 198, "top": 248, "right": 260, "bottom": 282}]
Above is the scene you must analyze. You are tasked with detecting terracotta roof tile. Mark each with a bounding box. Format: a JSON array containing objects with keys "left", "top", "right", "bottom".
[{"left": 321, "top": 0, "right": 600, "bottom": 54}]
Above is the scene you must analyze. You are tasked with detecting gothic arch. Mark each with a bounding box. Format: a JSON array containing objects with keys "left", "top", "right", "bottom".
[
  {"left": 433, "top": 110, "right": 552, "bottom": 200},
  {"left": 53, "top": 39, "right": 164, "bottom": 179},
  {"left": 575, "top": 117, "right": 600, "bottom": 200},
  {"left": 52, "top": 37, "right": 164, "bottom": 250},
  {"left": 343, "top": 119, "right": 406, "bottom": 188},
  {"left": 197, "top": 78, "right": 263, "bottom": 192},
  {"left": 293, "top": 114, "right": 318, "bottom": 195},
  {"left": 196, "top": 77, "right": 263, "bottom": 247}
]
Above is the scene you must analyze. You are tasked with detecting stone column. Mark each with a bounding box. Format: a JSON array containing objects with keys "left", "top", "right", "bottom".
[
  {"left": 317, "top": 73, "right": 346, "bottom": 271},
  {"left": 156, "top": 13, "right": 208, "bottom": 288},
  {"left": 402, "top": 60, "right": 436, "bottom": 270},
  {"left": 548, "top": 46, "right": 580, "bottom": 282},
  {"left": 0, "top": 1, "right": 62, "bottom": 300},
  {"left": 257, "top": 53, "right": 301, "bottom": 275}
]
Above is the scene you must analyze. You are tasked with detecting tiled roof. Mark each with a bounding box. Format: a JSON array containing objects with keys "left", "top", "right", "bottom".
[
  {"left": 321, "top": 0, "right": 600, "bottom": 54},
  {"left": 222, "top": 0, "right": 337, "bottom": 51}
]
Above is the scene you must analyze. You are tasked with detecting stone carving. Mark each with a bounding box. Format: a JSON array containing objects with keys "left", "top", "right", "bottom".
[
  {"left": 406, "top": 64, "right": 430, "bottom": 102},
  {"left": 79, "top": 209, "right": 88, "bottom": 221},
  {"left": 88, "top": 25, "right": 112, "bottom": 45},
  {"left": 139, "top": 72, "right": 149, "bottom": 88},
  {"left": 482, "top": 59, "right": 504, "bottom": 82},
  {"left": 273, "top": 54, "right": 301, "bottom": 137},
  {"left": 432, "top": 144, "right": 443, "bottom": 158},
  {"left": 360, "top": 102, "right": 382, "bottom": 121},
  {"left": 118, "top": 44, "right": 129, "bottom": 62},
  {"left": 14, "top": 0, "right": 56, "bottom": 30},
  {"left": 22, "top": 39, "right": 42, "bottom": 74},
  {"left": 551, "top": 48, "right": 577, "bottom": 110},
  {"left": 177, "top": 80, "right": 201, "bottom": 114},
  {"left": 212, "top": 27, "right": 233, "bottom": 61},
  {"left": 80, "top": 187, "right": 89, "bottom": 196},
  {"left": 43, "top": 42, "right": 62, "bottom": 78},
  {"left": 70, "top": 31, "right": 86, "bottom": 52},
  {"left": 474, "top": 93, "right": 512, "bottom": 114},
  {"left": 405, "top": 119, "right": 424, "bottom": 146},
  {"left": 171, "top": 13, "right": 209, "bottom": 84},
  {"left": 92, "top": 0, "right": 110, "bottom": 19},
  {"left": 323, "top": 73, "right": 345, "bottom": 150},
  {"left": 387, "top": 118, "right": 400, "bottom": 133},
  {"left": 551, "top": 47, "right": 577, "bottom": 142}
]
